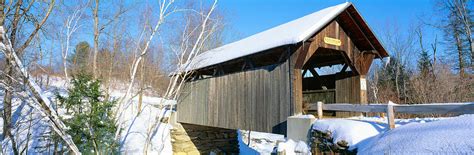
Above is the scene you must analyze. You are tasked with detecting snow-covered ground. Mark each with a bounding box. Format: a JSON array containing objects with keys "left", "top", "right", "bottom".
[
  {"left": 0, "top": 76, "right": 281, "bottom": 154},
  {"left": 2, "top": 76, "right": 473, "bottom": 154},
  {"left": 0, "top": 76, "right": 175, "bottom": 154},
  {"left": 118, "top": 101, "right": 173, "bottom": 154},
  {"left": 312, "top": 115, "right": 474, "bottom": 154}
]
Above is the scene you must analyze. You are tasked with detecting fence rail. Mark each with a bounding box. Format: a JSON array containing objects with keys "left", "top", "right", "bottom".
[{"left": 308, "top": 102, "right": 474, "bottom": 129}]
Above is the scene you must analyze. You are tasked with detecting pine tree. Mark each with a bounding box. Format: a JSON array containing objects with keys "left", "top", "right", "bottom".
[
  {"left": 378, "top": 57, "right": 411, "bottom": 102},
  {"left": 56, "top": 74, "right": 118, "bottom": 154},
  {"left": 69, "top": 41, "right": 91, "bottom": 74},
  {"left": 417, "top": 49, "right": 433, "bottom": 76}
]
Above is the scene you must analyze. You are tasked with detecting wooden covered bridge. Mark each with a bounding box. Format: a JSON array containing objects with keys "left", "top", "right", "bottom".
[{"left": 176, "top": 2, "right": 388, "bottom": 134}]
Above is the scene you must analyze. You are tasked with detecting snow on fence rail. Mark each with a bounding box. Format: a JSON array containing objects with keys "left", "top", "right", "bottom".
[{"left": 308, "top": 102, "right": 474, "bottom": 129}]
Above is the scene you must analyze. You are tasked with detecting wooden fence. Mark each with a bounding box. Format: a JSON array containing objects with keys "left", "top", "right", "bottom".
[{"left": 308, "top": 102, "right": 474, "bottom": 129}]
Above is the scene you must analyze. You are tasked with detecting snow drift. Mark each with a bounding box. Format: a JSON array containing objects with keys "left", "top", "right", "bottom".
[
  {"left": 312, "top": 115, "right": 474, "bottom": 154},
  {"left": 357, "top": 115, "right": 474, "bottom": 154}
]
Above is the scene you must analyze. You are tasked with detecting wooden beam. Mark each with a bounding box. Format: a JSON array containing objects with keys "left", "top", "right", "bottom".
[
  {"left": 307, "top": 102, "right": 474, "bottom": 114},
  {"left": 294, "top": 43, "right": 311, "bottom": 69},
  {"left": 340, "top": 51, "right": 359, "bottom": 75},
  {"left": 340, "top": 64, "right": 348, "bottom": 73},
  {"left": 345, "top": 10, "right": 378, "bottom": 55},
  {"left": 308, "top": 68, "right": 317, "bottom": 77},
  {"left": 308, "top": 102, "right": 474, "bottom": 129},
  {"left": 387, "top": 104, "right": 395, "bottom": 129},
  {"left": 317, "top": 101, "right": 323, "bottom": 119},
  {"left": 309, "top": 103, "right": 387, "bottom": 113},
  {"left": 355, "top": 51, "right": 375, "bottom": 75},
  {"left": 277, "top": 50, "right": 288, "bottom": 63},
  {"left": 241, "top": 60, "right": 247, "bottom": 71},
  {"left": 394, "top": 103, "right": 474, "bottom": 115}
]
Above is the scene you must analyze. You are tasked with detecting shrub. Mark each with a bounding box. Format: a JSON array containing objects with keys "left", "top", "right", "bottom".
[{"left": 56, "top": 74, "right": 118, "bottom": 154}]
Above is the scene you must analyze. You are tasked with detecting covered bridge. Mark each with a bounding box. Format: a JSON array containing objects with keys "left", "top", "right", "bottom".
[{"left": 177, "top": 2, "right": 388, "bottom": 134}]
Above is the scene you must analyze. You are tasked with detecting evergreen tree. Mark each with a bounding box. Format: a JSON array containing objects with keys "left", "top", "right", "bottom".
[
  {"left": 56, "top": 74, "right": 118, "bottom": 154},
  {"left": 378, "top": 57, "right": 411, "bottom": 102},
  {"left": 69, "top": 41, "right": 91, "bottom": 74},
  {"left": 417, "top": 49, "right": 433, "bottom": 76}
]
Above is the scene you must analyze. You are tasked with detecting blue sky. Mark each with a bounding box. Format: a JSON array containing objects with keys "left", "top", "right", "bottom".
[
  {"left": 40, "top": 0, "right": 443, "bottom": 68},
  {"left": 218, "top": 0, "right": 440, "bottom": 51}
]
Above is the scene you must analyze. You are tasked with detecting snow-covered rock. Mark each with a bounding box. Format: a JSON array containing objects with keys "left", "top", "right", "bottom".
[
  {"left": 312, "top": 119, "right": 385, "bottom": 150},
  {"left": 277, "top": 139, "right": 311, "bottom": 155}
]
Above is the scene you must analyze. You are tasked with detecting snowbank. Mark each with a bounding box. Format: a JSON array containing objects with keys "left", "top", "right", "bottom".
[
  {"left": 119, "top": 103, "right": 173, "bottom": 154},
  {"left": 312, "top": 115, "right": 474, "bottom": 154},
  {"left": 0, "top": 77, "right": 174, "bottom": 154},
  {"left": 312, "top": 119, "right": 385, "bottom": 150},
  {"left": 357, "top": 115, "right": 474, "bottom": 154}
]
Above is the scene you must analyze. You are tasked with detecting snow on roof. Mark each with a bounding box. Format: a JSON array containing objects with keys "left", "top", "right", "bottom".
[{"left": 183, "top": 2, "right": 352, "bottom": 72}]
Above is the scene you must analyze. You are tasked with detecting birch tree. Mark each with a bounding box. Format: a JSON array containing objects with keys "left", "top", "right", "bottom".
[
  {"left": 142, "top": 0, "right": 220, "bottom": 153},
  {"left": 92, "top": 0, "right": 99, "bottom": 78},
  {"left": 0, "top": 26, "right": 81, "bottom": 155},
  {"left": 1, "top": 1, "right": 55, "bottom": 153},
  {"left": 60, "top": 4, "right": 86, "bottom": 80},
  {"left": 114, "top": 0, "right": 178, "bottom": 140}
]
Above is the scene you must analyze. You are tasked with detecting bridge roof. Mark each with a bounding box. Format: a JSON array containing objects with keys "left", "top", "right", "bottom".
[{"left": 182, "top": 2, "right": 387, "bottom": 72}]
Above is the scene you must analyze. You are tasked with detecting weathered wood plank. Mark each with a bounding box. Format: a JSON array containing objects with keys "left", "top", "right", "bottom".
[
  {"left": 395, "top": 103, "right": 474, "bottom": 115},
  {"left": 308, "top": 102, "right": 474, "bottom": 115},
  {"left": 315, "top": 103, "right": 387, "bottom": 113},
  {"left": 387, "top": 104, "right": 395, "bottom": 129}
]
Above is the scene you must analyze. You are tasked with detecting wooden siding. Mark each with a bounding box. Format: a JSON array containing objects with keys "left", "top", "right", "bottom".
[
  {"left": 335, "top": 75, "right": 367, "bottom": 117},
  {"left": 303, "top": 90, "right": 335, "bottom": 104},
  {"left": 177, "top": 60, "right": 291, "bottom": 133}
]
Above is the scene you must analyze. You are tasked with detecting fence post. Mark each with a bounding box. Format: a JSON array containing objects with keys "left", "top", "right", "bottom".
[
  {"left": 387, "top": 104, "right": 395, "bottom": 129},
  {"left": 317, "top": 101, "right": 323, "bottom": 119}
]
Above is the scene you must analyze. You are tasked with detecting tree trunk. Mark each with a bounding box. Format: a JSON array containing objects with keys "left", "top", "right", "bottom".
[
  {"left": 138, "top": 58, "right": 145, "bottom": 114},
  {"left": 93, "top": 0, "right": 99, "bottom": 78},
  {"left": 2, "top": 1, "right": 21, "bottom": 154},
  {"left": 455, "top": 0, "right": 474, "bottom": 66},
  {"left": 455, "top": 31, "right": 465, "bottom": 77}
]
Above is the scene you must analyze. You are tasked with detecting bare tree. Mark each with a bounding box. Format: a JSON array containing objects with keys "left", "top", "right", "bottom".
[
  {"left": 142, "top": 0, "right": 220, "bottom": 153},
  {"left": 0, "top": 26, "right": 81, "bottom": 155},
  {"left": 437, "top": 0, "right": 472, "bottom": 76},
  {"left": 60, "top": 4, "right": 86, "bottom": 80},
  {"left": 450, "top": 0, "right": 474, "bottom": 65},
  {"left": 1, "top": 1, "right": 55, "bottom": 154},
  {"left": 92, "top": 0, "right": 127, "bottom": 78},
  {"left": 379, "top": 23, "right": 416, "bottom": 103},
  {"left": 114, "top": 0, "right": 178, "bottom": 141}
]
